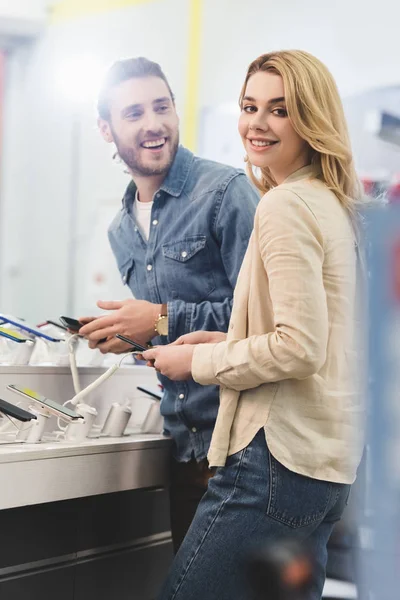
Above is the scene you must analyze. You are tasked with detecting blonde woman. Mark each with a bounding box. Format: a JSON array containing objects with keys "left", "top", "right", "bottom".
[{"left": 144, "top": 50, "right": 365, "bottom": 600}]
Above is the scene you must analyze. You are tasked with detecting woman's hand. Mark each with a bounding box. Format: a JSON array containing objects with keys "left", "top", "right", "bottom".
[
  {"left": 172, "top": 331, "right": 227, "bottom": 346},
  {"left": 142, "top": 345, "right": 195, "bottom": 380}
]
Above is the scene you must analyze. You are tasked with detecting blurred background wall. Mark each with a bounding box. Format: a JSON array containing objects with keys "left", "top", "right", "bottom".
[{"left": 0, "top": 0, "right": 399, "bottom": 321}]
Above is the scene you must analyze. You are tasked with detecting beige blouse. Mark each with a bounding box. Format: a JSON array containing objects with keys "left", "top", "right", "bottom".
[{"left": 192, "top": 166, "right": 364, "bottom": 484}]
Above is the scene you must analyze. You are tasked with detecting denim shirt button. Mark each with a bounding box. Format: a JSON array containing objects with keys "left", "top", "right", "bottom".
[
  {"left": 191, "top": 427, "right": 197, "bottom": 433},
  {"left": 181, "top": 251, "right": 188, "bottom": 258},
  {"left": 179, "top": 393, "right": 184, "bottom": 399},
  {"left": 152, "top": 219, "right": 158, "bottom": 225},
  {"left": 147, "top": 264, "right": 153, "bottom": 271}
]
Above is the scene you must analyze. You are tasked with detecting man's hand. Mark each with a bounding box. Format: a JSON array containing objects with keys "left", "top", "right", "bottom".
[
  {"left": 79, "top": 299, "right": 161, "bottom": 354},
  {"left": 143, "top": 345, "right": 195, "bottom": 381},
  {"left": 172, "top": 331, "right": 227, "bottom": 345}
]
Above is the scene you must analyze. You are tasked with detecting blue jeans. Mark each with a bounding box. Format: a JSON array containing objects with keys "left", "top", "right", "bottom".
[{"left": 158, "top": 429, "right": 350, "bottom": 600}]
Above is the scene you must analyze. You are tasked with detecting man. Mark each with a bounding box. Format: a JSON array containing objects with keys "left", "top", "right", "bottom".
[{"left": 80, "top": 57, "right": 258, "bottom": 552}]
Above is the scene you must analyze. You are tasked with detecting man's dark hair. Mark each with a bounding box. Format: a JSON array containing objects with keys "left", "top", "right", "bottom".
[{"left": 97, "top": 57, "right": 175, "bottom": 121}]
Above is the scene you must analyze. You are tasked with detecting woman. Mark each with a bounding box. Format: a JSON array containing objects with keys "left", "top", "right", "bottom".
[{"left": 144, "top": 50, "right": 365, "bottom": 600}]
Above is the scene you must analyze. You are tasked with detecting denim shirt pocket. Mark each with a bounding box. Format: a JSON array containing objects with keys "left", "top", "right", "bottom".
[
  {"left": 117, "top": 256, "right": 136, "bottom": 290},
  {"left": 162, "top": 235, "right": 216, "bottom": 301}
]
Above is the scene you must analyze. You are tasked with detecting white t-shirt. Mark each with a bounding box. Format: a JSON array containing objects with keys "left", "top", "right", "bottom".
[{"left": 133, "top": 191, "right": 153, "bottom": 240}]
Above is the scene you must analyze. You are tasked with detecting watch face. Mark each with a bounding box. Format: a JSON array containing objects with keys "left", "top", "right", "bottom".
[{"left": 157, "top": 316, "right": 168, "bottom": 336}]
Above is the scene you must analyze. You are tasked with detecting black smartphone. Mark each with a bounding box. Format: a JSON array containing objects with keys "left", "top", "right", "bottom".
[
  {"left": 7, "top": 385, "right": 82, "bottom": 421},
  {"left": 60, "top": 316, "right": 107, "bottom": 344},
  {"left": 45, "top": 320, "right": 68, "bottom": 331},
  {"left": 0, "top": 398, "right": 37, "bottom": 422},
  {"left": 115, "top": 334, "right": 148, "bottom": 353},
  {"left": 136, "top": 386, "right": 162, "bottom": 401},
  {"left": 59, "top": 316, "right": 82, "bottom": 332}
]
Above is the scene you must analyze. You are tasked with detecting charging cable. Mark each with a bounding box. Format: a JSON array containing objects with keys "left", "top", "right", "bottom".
[
  {"left": 68, "top": 334, "right": 81, "bottom": 395},
  {"left": 67, "top": 352, "right": 133, "bottom": 406},
  {"left": 57, "top": 352, "right": 133, "bottom": 432}
]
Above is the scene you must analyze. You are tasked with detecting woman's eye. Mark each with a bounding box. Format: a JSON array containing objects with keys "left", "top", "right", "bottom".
[
  {"left": 243, "top": 105, "right": 256, "bottom": 113},
  {"left": 272, "top": 107, "right": 287, "bottom": 117}
]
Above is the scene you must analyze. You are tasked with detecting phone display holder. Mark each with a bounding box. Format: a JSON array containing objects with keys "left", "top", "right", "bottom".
[
  {"left": 15, "top": 408, "right": 50, "bottom": 443},
  {"left": 54, "top": 403, "right": 98, "bottom": 443},
  {"left": 140, "top": 401, "right": 163, "bottom": 434},
  {"left": 0, "top": 414, "right": 16, "bottom": 434},
  {"left": 101, "top": 403, "right": 132, "bottom": 437},
  {"left": 29, "top": 337, "right": 70, "bottom": 366},
  {"left": 0, "top": 337, "right": 35, "bottom": 366},
  {"left": 74, "top": 339, "right": 105, "bottom": 367},
  {"left": 0, "top": 406, "right": 37, "bottom": 443}
]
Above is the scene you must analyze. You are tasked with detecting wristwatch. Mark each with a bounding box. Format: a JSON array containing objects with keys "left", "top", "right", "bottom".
[{"left": 154, "top": 303, "right": 168, "bottom": 336}]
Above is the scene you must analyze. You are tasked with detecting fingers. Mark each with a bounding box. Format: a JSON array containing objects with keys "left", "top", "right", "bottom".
[
  {"left": 97, "top": 300, "right": 124, "bottom": 310},
  {"left": 88, "top": 339, "right": 100, "bottom": 350},
  {"left": 79, "top": 315, "right": 116, "bottom": 336},
  {"left": 89, "top": 325, "right": 120, "bottom": 342},
  {"left": 170, "top": 336, "right": 185, "bottom": 346},
  {"left": 77, "top": 316, "right": 97, "bottom": 325},
  {"left": 143, "top": 348, "right": 157, "bottom": 361},
  {"left": 90, "top": 338, "right": 131, "bottom": 355}
]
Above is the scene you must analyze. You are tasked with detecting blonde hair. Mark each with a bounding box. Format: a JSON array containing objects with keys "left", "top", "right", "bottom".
[{"left": 239, "top": 50, "right": 362, "bottom": 214}]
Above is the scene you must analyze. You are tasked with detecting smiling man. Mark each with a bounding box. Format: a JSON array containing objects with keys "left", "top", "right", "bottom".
[{"left": 79, "top": 57, "right": 258, "bottom": 552}]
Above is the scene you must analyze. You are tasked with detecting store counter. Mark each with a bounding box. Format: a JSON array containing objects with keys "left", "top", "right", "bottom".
[
  {"left": 0, "top": 432, "right": 171, "bottom": 510},
  {"left": 0, "top": 366, "right": 173, "bottom": 600}
]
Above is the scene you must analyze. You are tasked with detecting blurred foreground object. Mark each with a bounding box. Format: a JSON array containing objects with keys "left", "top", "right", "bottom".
[{"left": 246, "top": 539, "right": 313, "bottom": 600}]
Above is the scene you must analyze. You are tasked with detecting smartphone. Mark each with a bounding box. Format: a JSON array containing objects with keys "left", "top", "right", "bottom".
[
  {"left": 0, "top": 398, "right": 37, "bottom": 422},
  {"left": 7, "top": 385, "right": 82, "bottom": 421},
  {"left": 42, "top": 320, "right": 68, "bottom": 331},
  {"left": 0, "top": 326, "right": 30, "bottom": 343},
  {"left": 136, "top": 385, "right": 162, "bottom": 401},
  {"left": 0, "top": 313, "right": 61, "bottom": 343},
  {"left": 115, "top": 334, "right": 148, "bottom": 353},
  {"left": 60, "top": 316, "right": 107, "bottom": 344},
  {"left": 59, "top": 316, "right": 82, "bottom": 332}
]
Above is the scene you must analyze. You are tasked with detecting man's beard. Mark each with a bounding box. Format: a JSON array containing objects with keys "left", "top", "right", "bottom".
[{"left": 112, "top": 130, "right": 179, "bottom": 177}]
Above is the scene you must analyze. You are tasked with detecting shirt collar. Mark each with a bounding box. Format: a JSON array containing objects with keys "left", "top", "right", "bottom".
[
  {"left": 160, "top": 145, "right": 194, "bottom": 196},
  {"left": 283, "top": 164, "right": 316, "bottom": 184},
  {"left": 122, "top": 145, "right": 194, "bottom": 210}
]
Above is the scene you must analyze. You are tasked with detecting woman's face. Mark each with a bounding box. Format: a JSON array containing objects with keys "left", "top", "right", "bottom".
[{"left": 238, "top": 71, "right": 310, "bottom": 184}]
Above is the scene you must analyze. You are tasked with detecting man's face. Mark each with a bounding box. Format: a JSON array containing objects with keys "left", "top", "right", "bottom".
[{"left": 100, "top": 76, "right": 179, "bottom": 177}]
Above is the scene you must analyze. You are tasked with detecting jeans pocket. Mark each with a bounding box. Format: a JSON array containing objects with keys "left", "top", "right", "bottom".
[{"left": 266, "top": 452, "right": 333, "bottom": 529}]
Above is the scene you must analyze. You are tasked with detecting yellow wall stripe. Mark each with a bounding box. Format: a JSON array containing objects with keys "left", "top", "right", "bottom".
[
  {"left": 182, "top": 0, "right": 203, "bottom": 152},
  {"left": 50, "top": 0, "right": 157, "bottom": 23},
  {"left": 50, "top": 0, "right": 203, "bottom": 152}
]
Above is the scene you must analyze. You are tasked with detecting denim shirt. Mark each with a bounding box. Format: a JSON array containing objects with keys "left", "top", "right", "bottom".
[{"left": 108, "top": 146, "right": 258, "bottom": 461}]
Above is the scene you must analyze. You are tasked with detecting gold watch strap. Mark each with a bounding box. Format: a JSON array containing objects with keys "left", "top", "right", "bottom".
[{"left": 154, "top": 304, "right": 168, "bottom": 336}]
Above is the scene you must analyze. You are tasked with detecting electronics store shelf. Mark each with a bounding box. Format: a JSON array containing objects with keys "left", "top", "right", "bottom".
[{"left": 0, "top": 432, "right": 172, "bottom": 510}]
